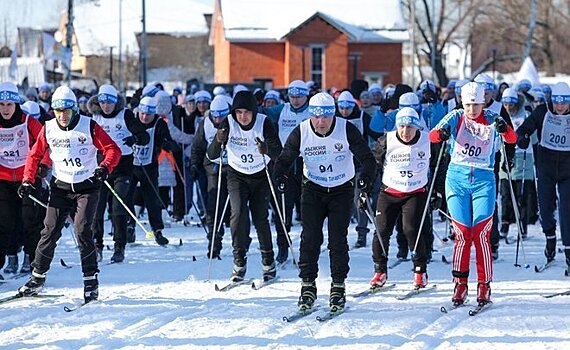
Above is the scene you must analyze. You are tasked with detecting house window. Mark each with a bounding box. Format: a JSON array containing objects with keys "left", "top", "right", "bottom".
[{"left": 310, "top": 45, "right": 324, "bottom": 88}]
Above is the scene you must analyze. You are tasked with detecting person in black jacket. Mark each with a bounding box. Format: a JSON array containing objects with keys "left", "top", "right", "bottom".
[
  {"left": 273, "top": 92, "right": 377, "bottom": 313},
  {"left": 89, "top": 84, "right": 150, "bottom": 263},
  {"left": 207, "top": 90, "right": 281, "bottom": 283},
  {"left": 129, "top": 97, "right": 179, "bottom": 248},
  {"left": 191, "top": 95, "right": 232, "bottom": 259},
  {"left": 517, "top": 82, "right": 570, "bottom": 274}
]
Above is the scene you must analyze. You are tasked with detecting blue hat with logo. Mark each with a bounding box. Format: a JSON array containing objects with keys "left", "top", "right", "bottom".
[
  {"left": 138, "top": 96, "right": 157, "bottom": 114},
  {"left": 395, "top": 107, "right": 422, "bottom": 129},
  {"left": 308, "top": 92, "right": 336, "bottom": 117}
]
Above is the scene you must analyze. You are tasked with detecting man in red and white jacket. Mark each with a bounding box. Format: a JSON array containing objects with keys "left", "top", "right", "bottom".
[
  {"left": 17, "top": 86, "right": 121, "bottom": 304},
  {"left": 0, "top": 82, "right": 50, "bottom": 279}
]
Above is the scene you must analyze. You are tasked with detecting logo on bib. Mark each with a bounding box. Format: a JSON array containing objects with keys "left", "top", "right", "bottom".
[
  {"left": 334, "top": 143, "right": 343, "bottom": 152},
  {"left": 418, "top": 151, "right": 426, "bottom": 159},
  {"left": 78, "top": 136, "right": 87, "bottom": 144},
  {"left": 17, "top": 130, "right": 24, "bottom": 138},
  {"left": 79, "top": 148, "right": 88, "bottom": 155}
]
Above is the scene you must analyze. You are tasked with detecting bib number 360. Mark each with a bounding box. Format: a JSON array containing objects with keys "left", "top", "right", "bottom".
[{"left": 461, "top": 143, "right": 482, "bottom": 157}]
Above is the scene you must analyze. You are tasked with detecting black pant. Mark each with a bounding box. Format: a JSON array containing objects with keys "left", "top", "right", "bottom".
[
  {"left": 33, "top": 186, "right": 100, "bottom": 276},
  {"left": 500, "top": 178, "right": 537, "bottom": 235},
  {"left": 227, "top": 169, "right": 274, "bottom": 267},
  {"left": 130, "top": 166, "right": 164, "bottom": 231},
  {"left": 92, "top": 174, "right": 133, "bottom": 248},
  {"left": 206, "top": 166, "right": 228, "bottom": 254},
  {"left": 373, "top": 190, "right": 429, "bottom": 273},
  {"left": 273, "top": 158, "right": 303, "bottom": 248},
  {"left": 298, "top": 182, "right": 353, "bottom": 283}
]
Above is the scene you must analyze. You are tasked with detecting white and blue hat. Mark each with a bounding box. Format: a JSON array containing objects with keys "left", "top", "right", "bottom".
[
  {"left": 368, "top": 83, "right": 383, "bottom": 94},
  {"left": 447, "top": 80, "right": 457, "bottom": 89},
  {"left": 97, "top": 84, "right": 119, "bottom": 104},
  {"left": 142, "top": 84, "right": 160, "bottom": 98},
  {"left": 213, "top": 86, "right": 226, "bottom": 96},
  {"left": 337, "top": 91, "right": 356, "bottom": 109},
  {"left": 454, "top": 79, "right": 469, "bottom": 95},
  {"left": 551, "top": 82, "right": 570, "bottom": 104},
  {"left": 395, "top": 107, "right": 422, "bottom": 129},
  {"left": 516, "top": 79, "right": 532, "bottom": 92},
  {"left": 264, "top": 90, "right": 280, "bottom": 102},
  {"left": 78, "top": 95, "right": 89, "bottom": 103},
  {"left": 195, "top": 90, "right": 212, "bottom": 103},
  {"left": 210, "top": 95, "right": 230, "bottom": 118},
  {"left": 22, "top": 101, "right": 40, "bottom": 119},
  {"left": 232, "top": 85, "right": 248, "bottom": 98},
  {"left": 474, "top": 73, "right": 496, "bottom": 91},
  {"left": 385, "top": 86, "right": 396, "bottom": 99},
  {"left": 288, "top": 80, "right": 309, "bottom": 97},
  {"left": 51, "top": 86, "right": 77, "bottom": 110},
  {"left": 308, "top": 92, "right": 336, "bottom": 117},
  {"left": 541, "top": 84, "right": 552, "bottom": 94},
  {"left": 399, "top": 92, "right": 421, "bottom": 111},
  {"left": 529, "top": 88, "right": 546, "bottom": 102},
  {"left": 185, "top": 94, "right": 195, "bottom": 103},
  {"left": 461, "top": 82, "right": 485, "bottom": 104},
  {"left": 138, "top": 96, "right": 157, "bottom": 114},
  {"left": 501, "top": 88, "right": 518, "bottom": 104},
  {"left": 39, "top": 82, "right": 51, "bottom": 93},
  {"left": 420, "top": 80, "right": 436, "bottom": 93},
  {"left": 0, "top": 82, "right": 20, "bottom": 103}
]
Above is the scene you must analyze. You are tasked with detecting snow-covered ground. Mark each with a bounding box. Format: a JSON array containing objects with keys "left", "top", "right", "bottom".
[{"left": 1, "top": 209, "right": 569, "bottom": 349}]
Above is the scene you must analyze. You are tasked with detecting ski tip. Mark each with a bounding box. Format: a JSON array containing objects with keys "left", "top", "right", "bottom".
[
  {"left": 440, "top": 306, "right": 448, "bottom": 313},
  {"left": 534, "top": 265, "right": 540, "bottom": 273},
  {"left": 178, "top": 239, "right": 183, "bottom": 246},
  {"left": 63, "top": 306, "right": 73, "bottom": 312},
  {"left": 251, "top": 282, "right": 257, "bottom": 290},
  {"left": 214, "top": 284, "right": 221, "bottom": 292},
  {"left": 192, "top": 256, "right": 197, "bottom": 261}
]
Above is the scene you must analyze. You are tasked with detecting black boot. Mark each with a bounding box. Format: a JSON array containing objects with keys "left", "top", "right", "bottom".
[
  {"left": 83, "top": 273, "right": 99, "bottom": 303},
  {"left": 154, "top": 230, "right": 169, "bottom": 246},
  {"left": 18, "top": 271, "right": 46, "bottom": 296},
  {"left": 127, "top": 223, "right": 136, "bottom": 243},
  {"left": 298, "top": 279, "right": 317, "bottom": 311},
  {"left": 20, "top": 254, "right": 31, "bottom": 274},
  {"left": 3, "top": 255, "right": 18, "bottom": 274},
  {"left": 545, "top": 235, "right": 557, "bottom": 263},
  {"left": 230, "top": 261, "right": 247, "bottom": 282},
  {"left": 111, "top": 244, "right": 125, "bottom": 263},
  {"left": 354, "top": 232, "right": 367, "bottom": 248},
  {"left": 262, "top": 262, "right": 276, "bottom": 282},
  {"left": 329, "top": 282, "right": 346, "bottom": 311},
  {"left": 276, "top": 244, "right": 288, "bottom": 264}
]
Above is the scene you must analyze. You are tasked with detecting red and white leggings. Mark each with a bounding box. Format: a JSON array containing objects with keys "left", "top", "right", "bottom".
[{"left": 451, "top": 216, "right": 493, "bottom": 283}]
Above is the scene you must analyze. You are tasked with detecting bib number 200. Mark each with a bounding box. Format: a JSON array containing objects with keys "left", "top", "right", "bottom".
[
  {"left": 549, "top": 133, "right": 567, "bottom": 144},
  {"left": 62, "top": 157, "right": 82, "bottom": 167}
]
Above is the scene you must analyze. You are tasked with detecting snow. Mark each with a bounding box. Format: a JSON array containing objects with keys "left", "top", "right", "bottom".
[
  {"left": 1, "top": 207, "right": 569, "bottom": 349},
  {"left": 220, "top": 0, "right": 407, "bottom": 43},
  {"left": 73, "top": 0, "right": 214, "bottom": 56}
]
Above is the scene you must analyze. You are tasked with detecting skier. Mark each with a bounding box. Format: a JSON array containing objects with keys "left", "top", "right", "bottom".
[
  {"left": 191, "top": 95, "right": 231, "bottom": 259},
  {"left": 0, "top": 82, "right": 48, "bottom": 277},
  {"left": 369, "top": 107, "right": 444, "bottom": 289},
  {"left": 89, "top": 84, "right": 150, "bottom": 262},
  {"left": 429, "top": 82, "right": 517, "bottom": 306},
  {"left": 272, "top": 92, "right": 376, "bottom": 313},
  {"left": 17, "top": 86, "right": 121, "bottom": 302},
  {"left": 130, "top": 96, "right": 179, "bottom": 246},
  {"left": 516, "top": 82, "right": 570, "bottom": 274},
  {"left": 207, "top": 90, "right": 281, "bottom": 282}
]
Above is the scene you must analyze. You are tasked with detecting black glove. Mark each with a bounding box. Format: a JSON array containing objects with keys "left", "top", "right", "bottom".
[
  {"left": 357, "top": 175, "right": 373, "bottom": 194},
  {"left": 495, "top": 118, "right": 508, "bottom": 133},
  {"left": 358, "top": 193, "right": 368, "bottom": 211},
  {"left": 423, "top": 89, "right": 438, "bottom": 103},
  {"left": 36, "top": 164, "right": 49, "bottom": 178},
  {"left": 256, "top": 139, "right": 268, "bottom": 155},
  {"left": 430, "top": 192, "right": 443, "bottom": 211},
  {"left": 216, "top": 128, "right": 228, "bottom": 144},
  {"left": 275, "top": 175, "right": 288, "bottom": 193},
  {"left": 122, "top": 135, "right": 138, "bottom": 147},
  {"left": 438, "top": 126, "right": 451, "bottom": 142},
  {"left": 517, "top": 133, "right": 530, "bottom": 150},
  {"left": 189, "top": 165, "right": 199, "bottom": 181},
  {"left": 17, "top": 182, "right": 35, "bottom": 198},
  {"left": 93, "top": 166, "right": 109, "bottom": 181},
  {"left": 162, "top": 140, "right": 181, "bottom": 152}
]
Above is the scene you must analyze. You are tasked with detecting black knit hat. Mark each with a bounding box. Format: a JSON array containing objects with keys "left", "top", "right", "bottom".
[{"left": 231, "top": 90, "right": 258, "bottom": 118}]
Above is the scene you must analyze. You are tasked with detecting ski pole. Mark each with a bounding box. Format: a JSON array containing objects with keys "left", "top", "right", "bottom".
[
  {"left": 255, "top": 137, "right": 299, "bottom": 271},
  {"left": 104, "top": 180, "right": 153, "bottom": 238},
  {"left": 28, "top": 194, "right": 47, "bottom": 209},
  {"left": 215, "top": 195, "right": 230, "bottom": 234},
  {"left": 412, "top": 140, "right": 446, "bottom": 255},
  {"left": 500, "top": 140, "right": 529, "bottom": 268},
  {"left": 359, "top": 192, "right": 387, "bottom": 258},
  {"left": 514, "top": 150, "right": 527, "bottom": 267},
  {"left": 207, "top": 144, "right": 225, "bottom": 281},
  {"left": 172, "top": 160, "right": 209, "bottom": 235}
]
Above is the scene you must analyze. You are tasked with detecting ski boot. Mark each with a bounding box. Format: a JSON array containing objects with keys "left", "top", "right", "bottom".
[
  {"left": 230, "top": 263, "right": 246, "bottom": 282},
  {"left": 452, "top": 278, "right": 468, "bottom": 306},
  {"left": 477, "top": 282, "right": 491, "bottom": 305},
  {"left": 110, "top": 244, "right": 125, "bottom": 263},
  {"left": 3, "top": 255, "right": 18, "bottom": 274},
  {"left": 353, "top": 232, "right": 367, "bottom": 249},
  {"left": 329, "top": 282, "right": 346, "bottom": 312},
  {"left": 19, "top": 271, "right": 46, "bottom": 296},
  {"left": 154, "top": 230, "right": 169, "bottom": 246},
  {"left": 20, "top": 254, "right": 31, "bottom": 274},
  {"left": 499, "top": 223, "right": 509, "bottom": 238},
  {"left": 298, "top": 280, "right": 317, "bottom": 312},
  {"left": 126, "top": 223, "right": 136, "bottom": 243},
  {"left": 276, "top": 244, "right": 288, "bottom": 264},
  {"left": 369, "top": 272, "right": 387, "bottom": 289},
  {"left": 262, "top": 262, "right": 277, "bottom": 282},
  {"left": 545, "top": 234, "right": 557, "bottom": 263},
  {"left": 414, "top": 271, "right": 428, "bottom": 289},
  {"left": 83, "top": 273, "right": 99, "bottom": 303}
]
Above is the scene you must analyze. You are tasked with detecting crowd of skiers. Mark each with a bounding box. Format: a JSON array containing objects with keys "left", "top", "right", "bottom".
[{"left": 0, "top": 73, "right": 568, "bottom": 313}]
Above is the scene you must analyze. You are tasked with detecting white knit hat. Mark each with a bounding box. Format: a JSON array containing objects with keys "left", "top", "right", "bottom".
[
  {"left": 51, "top": 86, "right": 77, "bottom": 110},
  {"left": 138, "top": 96, "right": 157, "bottom": 114},
  {"left": 399, "top": 92, "right": 420, "bottom": 110},
  {"left": 22, "top": 101, "right": 40, "bottom": 119},
  {"left": 142, "top": 84, "right": 160, "bottom": 97},
  {"left": 308, "top": 92, "right": 336, "bottom": 117},
  {"left": 98, "top": 84, "right": 118, "bottom": 104},
  {"left": 288, "top": 80, "right": 308, "bottom": 97},
  {"left": 210, "top": 95, "right": 230, "bottom": 117},
  {"left": 461, "top": 82, "right": 485, "bottom": 104},
  {"left": 213, "top": 86, "right": 226, "bottom": 96},
  {"left": 551, "top": 82, "right": 570, "bottom": 104},
  {"left": 501, "top": 88, "right": 518, "bottom": 104},
  {"left": 0, "top": 82, "right": 20, "bottom": 103},
  {"left": 264, "top": 90, "right": 280, "bottom": 102},
  {"left": 420, "top": 80, "right": 436, "bottom": 93},
  {"left": 337, "top": 91, "right": 355, "bottom": 109},
  {"left": 395, "top": 107, "right": 421, "bottom": 129},
  {"left": 474, "top": 73, "right": 496, "bottom": 91},
  {"left": 195, "top": 90, "right": 212, "bottom": 103}
]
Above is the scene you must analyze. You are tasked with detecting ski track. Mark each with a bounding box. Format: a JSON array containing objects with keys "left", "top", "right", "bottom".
[{"left": 1, "top": 216, "right": 569, "bottom": 349}]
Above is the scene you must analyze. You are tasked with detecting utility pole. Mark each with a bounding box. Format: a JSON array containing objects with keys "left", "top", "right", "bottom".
[
  {"left": 141, "top": 0, "right": 148, "bottom": 87},
  {"left": 118, "top": 0, "right": 123, "bottom": 93},
  {"left": 410, "top": 0, "right": 416, "bottom": 88},
  {"left": 524, "top": 0, "right": 538, "bottom": 59},
  {"left": 430, "top": 0, "right": 436, "bottom": 83},
  {"left": 64, "top": 0, "right": 74, "bottom": 84},
  {"left": 109, "top": 47, "right": 114, "bottom": 85}
]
